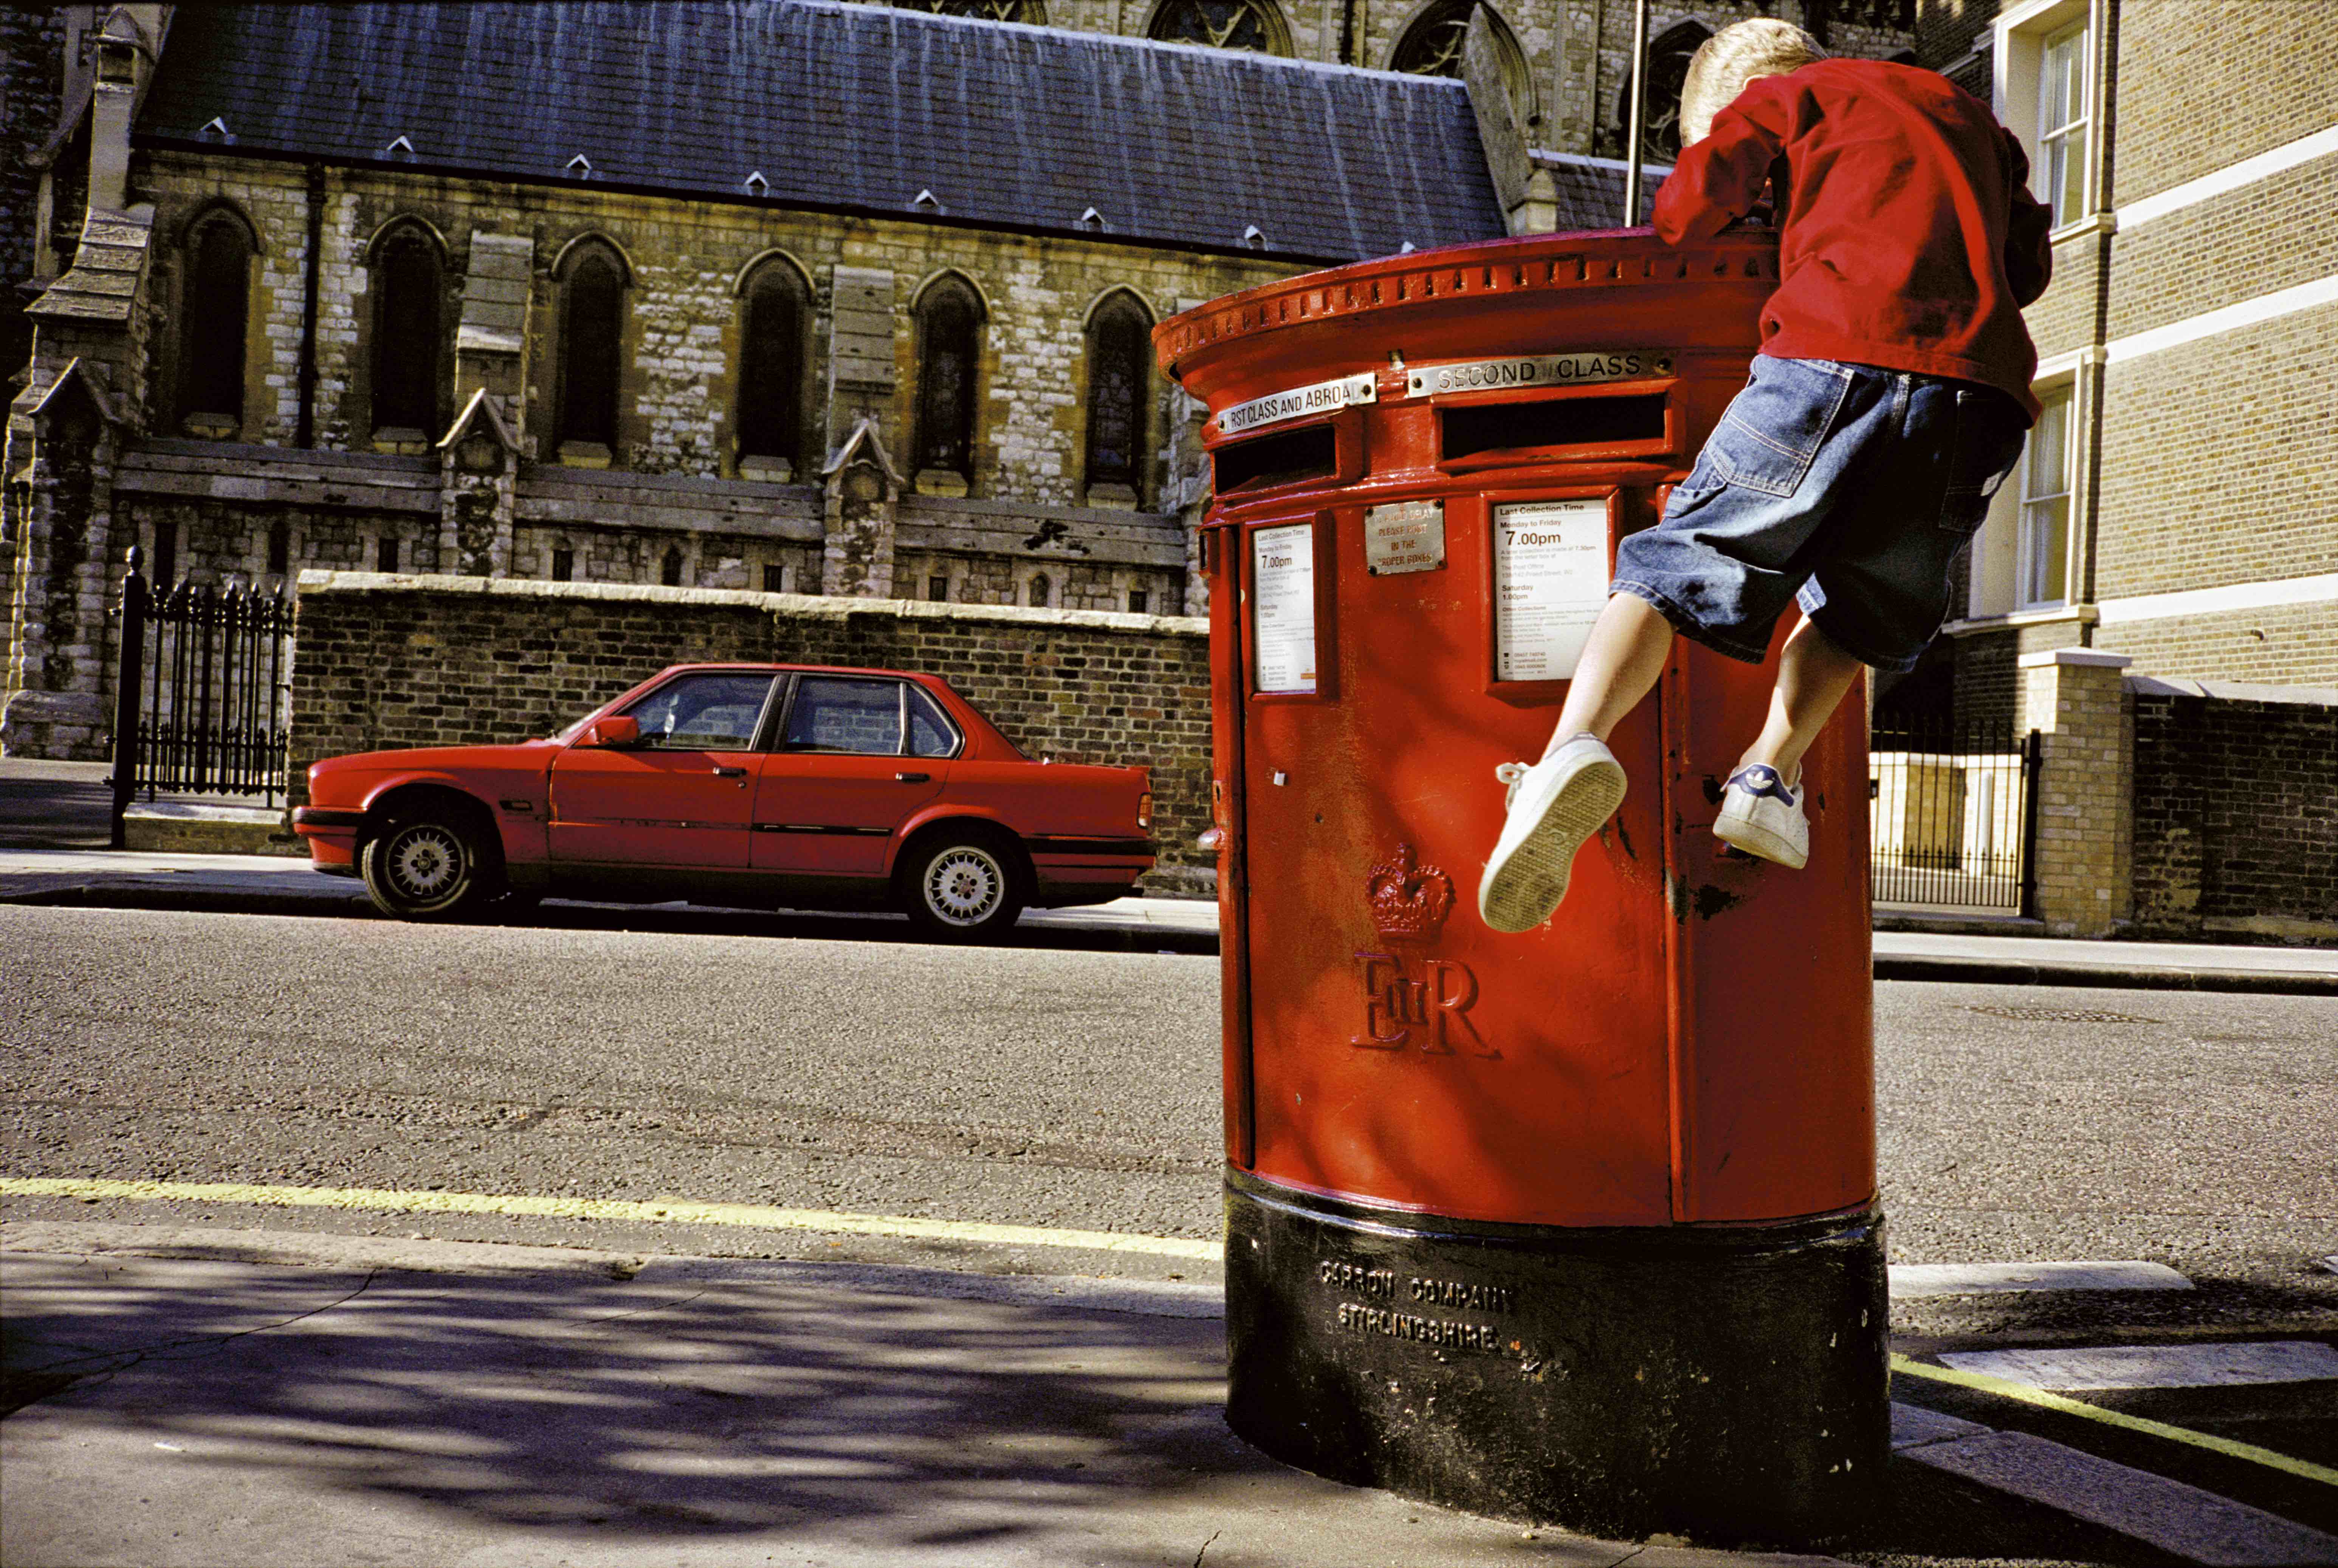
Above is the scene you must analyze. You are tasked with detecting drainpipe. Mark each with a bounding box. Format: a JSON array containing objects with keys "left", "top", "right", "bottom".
[
  {"left": 1622, "top": 0, "right": 1649, "bottom": 225},
  {"left": 296, "top": 160, "right": 323, "bottom": 447}
]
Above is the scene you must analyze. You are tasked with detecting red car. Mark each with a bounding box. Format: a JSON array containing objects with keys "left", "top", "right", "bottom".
[{"left": 293, "top": 663, "right": 1154, "bottom": 938}]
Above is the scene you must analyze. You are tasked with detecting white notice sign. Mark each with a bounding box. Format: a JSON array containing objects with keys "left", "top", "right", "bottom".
[
  {"left": 1251, "top": 523, "right": 1317, "bottom": 693},
  {"left": 1492, "top": 500, "right": 1610, "bottom": 682},
  {"left": 1364, "top": 500, "right": 1446, "bottom": 576}
]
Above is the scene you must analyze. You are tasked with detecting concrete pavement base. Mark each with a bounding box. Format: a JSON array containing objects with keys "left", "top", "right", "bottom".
[
  {"left": 121, "top": 801, "right": 303, "bottom": 857},
  {"left": 2, "top": 1223, "right": 1855, "bottom": 1568}
]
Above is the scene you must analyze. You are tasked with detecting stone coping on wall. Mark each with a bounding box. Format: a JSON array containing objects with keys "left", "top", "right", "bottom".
[
  {"left": 293, "top": 570, "right": 1211, "bottom": 638},
  {"left": 2128, "top": 674, "right": 2338, "bottom": 707}
]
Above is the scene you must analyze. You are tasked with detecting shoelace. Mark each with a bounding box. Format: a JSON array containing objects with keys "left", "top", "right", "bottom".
[{"left": 1494, "top": 761, "right": 1530, "bottom": 806}]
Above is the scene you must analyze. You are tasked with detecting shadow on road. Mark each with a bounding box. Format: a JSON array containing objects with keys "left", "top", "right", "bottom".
[{"left": 0, "top": 767, "right": 112, "bottom": 851}]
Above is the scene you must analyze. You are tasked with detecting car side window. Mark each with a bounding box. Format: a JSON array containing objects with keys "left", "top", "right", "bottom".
[
  {"left": 907, "top": 686, "right": 960, "bottom": 758},
  {"left": 784, "top": 676, "right": 905, "bottom": 755},
  {"left": 621, "top": 673, "right": 776, "bottom": 751}
]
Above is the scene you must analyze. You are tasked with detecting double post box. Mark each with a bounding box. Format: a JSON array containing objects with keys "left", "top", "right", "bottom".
[{"left": 1155, "top": 230, "right": 1886, "bottom": 1543}]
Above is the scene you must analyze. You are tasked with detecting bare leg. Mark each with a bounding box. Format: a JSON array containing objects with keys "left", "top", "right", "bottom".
[
  {"left": 1737, "top": 614, "right": 1867, "bottom": 782},
  {"left": 1542, "top": 592, "right": 1676, "bottom": 759}
]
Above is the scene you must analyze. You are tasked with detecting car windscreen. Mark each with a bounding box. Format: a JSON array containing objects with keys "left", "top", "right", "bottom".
[{"left": 621, "top": 673, "right": 777, "bottom": 750}]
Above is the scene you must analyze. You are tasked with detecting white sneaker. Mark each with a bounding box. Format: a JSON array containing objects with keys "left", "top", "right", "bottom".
[
  {"left": 1712, "top": 763, "right": 1809, "bottom": 869},
  {"left": 1477, "top": 735, "right": 1629, "bottom": 933}
]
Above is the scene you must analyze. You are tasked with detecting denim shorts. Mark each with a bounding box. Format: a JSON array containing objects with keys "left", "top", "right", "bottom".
[{"left": 1612, "top": 356, "right": 2030, "bottom": 674}]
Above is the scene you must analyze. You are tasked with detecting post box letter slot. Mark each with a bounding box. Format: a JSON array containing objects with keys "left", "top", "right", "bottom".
[
  {"left": 1216, "top": 425, "right": 1338, "bottom": 494},
  {"left": 1442, "top": 393, "right": 1667, "bottom": 461}
]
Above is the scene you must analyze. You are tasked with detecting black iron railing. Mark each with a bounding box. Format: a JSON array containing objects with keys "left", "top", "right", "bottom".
[
  {"left": 1869, "top": 719, "right": 2039, "bottom": 915},
  {"left": 107, "top": 547, "right": 293, "bottom": 845}
]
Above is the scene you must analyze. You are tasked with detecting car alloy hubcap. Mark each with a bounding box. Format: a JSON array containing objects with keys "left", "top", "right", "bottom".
[
  {"left": 925, "top": 847, "right": 1003, "bottom": 926},
  {"left": 387, "top": 825, "right": 462, "bottom": 901}
]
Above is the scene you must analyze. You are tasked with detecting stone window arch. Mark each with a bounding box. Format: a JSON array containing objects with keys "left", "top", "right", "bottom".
[
  {"left": 734, "top": 254, "right": 812, "bottom": 479},
  {"left": 895, "top": 0, "right": 1046, "bottom": 20},
  {"left": 912, "top": 272, "right": 985, "bottom": 489},
  {"left": 1029, "top": 573, "right": 1051, "bottom": 608},
  {"left": 1082, "top": 289, "right": 1154, "bottom": 506},
  {"left": 1616, "top": 20, "right": 1710, "bottom": 164},
  {"left": 367, "top": 219, "right": 446, "bottom": 442},
  {"left": 661, "top": 544, "right": 685, "bottom": 587},
  {"left": 1389, "top": 0, "right": 1530, "bottom": 109},
  {"left": 554, "top": 237, "right": 629, "bottom": 460},
  {"left": 1146, "top": 0, "right": 1291, "bottom": 55},
  {"left": 176, "top": 204, "right": 258, "bottom": 437}
]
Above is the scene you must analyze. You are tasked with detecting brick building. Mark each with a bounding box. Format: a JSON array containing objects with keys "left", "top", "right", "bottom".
[
  {"left": 3, "top": 0, "right": 1921, "bottom": 761},
  {"left": 1915, "top": 0, "right": 2338, "bottom": 724}
]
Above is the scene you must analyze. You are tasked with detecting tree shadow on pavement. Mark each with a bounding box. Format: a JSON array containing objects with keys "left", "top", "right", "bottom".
[{"left": 0, "top": 1251, "right": 1562, "bottom": 1567}]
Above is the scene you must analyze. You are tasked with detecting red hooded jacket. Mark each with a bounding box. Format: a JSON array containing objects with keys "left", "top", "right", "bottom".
[{"left": 1653, "top": 59, "right": 2054, "bottom": 419}]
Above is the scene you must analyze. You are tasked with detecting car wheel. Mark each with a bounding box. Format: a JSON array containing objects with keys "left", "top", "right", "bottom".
[
  {"left": 902, "top": 837, "right": 1025, "bottom": 940},
  {"left": 361, "top": 816, "right": 491, "bottom": 921}
]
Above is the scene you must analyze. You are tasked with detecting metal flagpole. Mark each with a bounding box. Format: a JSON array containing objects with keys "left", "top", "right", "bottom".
[{"left": 1622, "top": 0, "right": 1650, "bottom": 225}]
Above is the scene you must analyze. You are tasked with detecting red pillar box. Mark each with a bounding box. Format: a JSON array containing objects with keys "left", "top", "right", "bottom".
[{"left": 1156, "top": 231, "right": 1884, "bottom": 1545}]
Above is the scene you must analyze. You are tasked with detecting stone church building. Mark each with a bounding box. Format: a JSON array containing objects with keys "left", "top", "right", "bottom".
[{"left": 3, "top": 0, "right": 1916, "bottom": 759}]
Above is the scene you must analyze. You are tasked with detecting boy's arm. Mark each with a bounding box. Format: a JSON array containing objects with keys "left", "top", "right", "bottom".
[
  {"left": 2001, "top": 129, "right": 2054, "bottom": 306},
  {"left": 1652, "top": 92, "right": 1789, "bottom": 243}
]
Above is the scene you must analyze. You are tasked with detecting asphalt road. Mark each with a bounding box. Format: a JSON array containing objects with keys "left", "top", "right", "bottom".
[
  {"left": 4, "top": 903, "right": 2332, "bottom": 1300},
  {"left": 4, "top": 903, "right": 2335, "bottom": 1562}
]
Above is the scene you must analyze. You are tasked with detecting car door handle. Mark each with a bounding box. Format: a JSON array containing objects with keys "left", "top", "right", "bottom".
[
  {"left": 895, "top": 771, "right": 931, "bottom": 783},
  {"left": 713, "top": 766, "right": 748, "bottom": 778}
]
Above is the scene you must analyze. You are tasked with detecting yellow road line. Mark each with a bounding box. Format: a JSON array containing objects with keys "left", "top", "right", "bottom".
[
  {"left": 0, "top": 1177, "right": 1226, "bottom": 1263},
  {"left": 1893, "top": 1353, "right": 2338, "bottom": 1488}
]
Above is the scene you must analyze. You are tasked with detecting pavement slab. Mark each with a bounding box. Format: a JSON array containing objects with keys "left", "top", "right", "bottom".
[{"left": 1, "top": 1235, "right": 1855, "bottom": 1568}]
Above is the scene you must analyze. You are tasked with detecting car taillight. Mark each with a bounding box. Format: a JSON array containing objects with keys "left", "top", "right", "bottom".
[{"left": 1138, "top": 791, "right": 1153, "bottom": 830}]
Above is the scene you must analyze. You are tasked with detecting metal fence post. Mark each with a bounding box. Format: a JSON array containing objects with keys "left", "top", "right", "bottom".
[
  {"left": 107, "top": 546, "right": 149, "bottom": 850},
  {"left": 2018, "top": 729, "right": 2044, "bottom": 920}
]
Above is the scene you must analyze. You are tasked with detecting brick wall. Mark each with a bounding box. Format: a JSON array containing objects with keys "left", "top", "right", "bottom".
[
  {"left": 287, "top": 571, "right": 1215, "bottom": 890},
  {"left": 2097, "top": 601, "right": 2337, "bottom": 691},
  {"left": 2111, "top": 0, "right": 2338, "bottom": 201},
  {"left": 2130, "top": 684, "right": 2338, "bottom": 943},
  {"left": 2104, "top": 160, "right": 2338, "bottom": 341},
  {"left": 2093, "top": 316, "right": 2338, "bottom": 599}
]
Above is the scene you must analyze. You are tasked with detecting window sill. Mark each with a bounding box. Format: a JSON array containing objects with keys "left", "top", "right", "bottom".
[
  {"left": 1942, "top": 603, "right": 2100, "bottom": 638},
  {"left": 2049, "top": 211, "right": 2116, "bottom": 245},
  {"left": 558, "top": 441, "right": 614, "bottom": 470}
]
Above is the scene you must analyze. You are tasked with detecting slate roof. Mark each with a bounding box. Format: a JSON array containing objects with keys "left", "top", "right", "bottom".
[
  {"left": 138, "top": 1, "right": 1509, "bottom": 263},
  {"left": 1531, "top": 150, "right": 1672, "bottom": 230}
]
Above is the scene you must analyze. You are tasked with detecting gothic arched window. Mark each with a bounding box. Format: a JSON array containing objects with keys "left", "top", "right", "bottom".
[
  {"left": 1147, "top": 0, "right": 1291, "bottom": 55},
  {"left": 1390, "top": 1, "right": 1531, "bottom": 113},
  {"left": 369, "top": 222, "right": 445, "bottom": 437},
  {"left": 1083, "top": 291, "right": 1153, "bottom": 503},
  {"left": 661, "top": 545, "right": 684, "bottom": 587},
  {"left": 913, "top": 275, "right": 984, "bottom": 483},
  {"left": 1029, "top": 573, "right": 1051, "bottom": 608},
  {"left": 735, "top": 257, "right": 809, "bottom": 476},
  {"left": 556, "top": 241, "right": 626, "bottom": 455},
  {"left": 1618, "top": 20, "right": 1710, "bottom": 164},
  {"left": 895, "top": 0, "right": 1045, "bottom": 20},
  {"left": 177, "top": 208, "right": 256, "bottom": 435}
]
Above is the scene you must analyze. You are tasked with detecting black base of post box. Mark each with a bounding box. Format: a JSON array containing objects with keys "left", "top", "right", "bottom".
[{"left": 1223, "top": 1168, "right": 1889, "bottom": 1546}]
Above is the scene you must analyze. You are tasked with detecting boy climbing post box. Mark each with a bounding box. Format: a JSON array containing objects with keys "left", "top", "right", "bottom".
[{"left": 1480, "top": 19, "right": 2056, "bottom": 932}]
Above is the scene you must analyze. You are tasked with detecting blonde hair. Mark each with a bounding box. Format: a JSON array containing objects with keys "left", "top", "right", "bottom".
[{"left": 1677, "top": 19, "right": 1826, "bottom": 147}]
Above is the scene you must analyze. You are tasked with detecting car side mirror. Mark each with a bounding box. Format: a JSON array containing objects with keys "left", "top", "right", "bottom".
[{"left": 583, "top": 715, "right": 641, "bottom": 748}]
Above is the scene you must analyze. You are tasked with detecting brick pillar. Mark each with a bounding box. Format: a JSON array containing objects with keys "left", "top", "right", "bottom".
[{"left": 2018, "top": 648, "right": 2133, "bottom": 938}]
